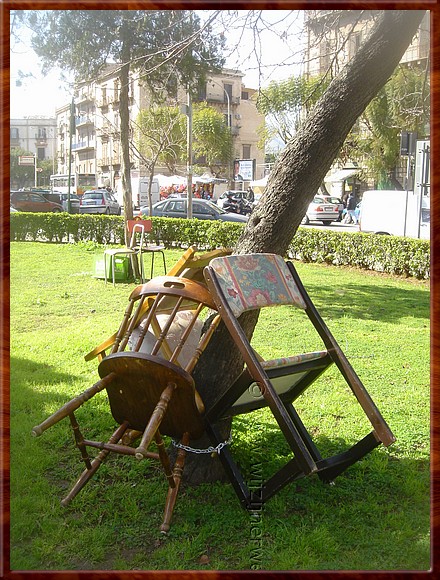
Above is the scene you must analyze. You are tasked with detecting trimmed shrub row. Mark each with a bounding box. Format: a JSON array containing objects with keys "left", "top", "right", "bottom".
[
  {"left": 288, "top": 228, "right": 430, "bottom": 279},
  {"left": 10, "top": 212, "right": 430, "bottom": 279}
]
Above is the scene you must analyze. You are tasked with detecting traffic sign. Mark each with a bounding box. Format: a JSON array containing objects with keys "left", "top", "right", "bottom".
[{"left": 19, "top": 155, "right": 35, "bottom": 166}]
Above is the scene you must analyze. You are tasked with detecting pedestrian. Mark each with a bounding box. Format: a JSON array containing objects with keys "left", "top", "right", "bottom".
[{"left": 346, "top": 192, "right": 358, "bottom": 224}]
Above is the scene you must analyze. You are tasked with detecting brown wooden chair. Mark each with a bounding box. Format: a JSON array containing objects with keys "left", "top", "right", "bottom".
[
  {"left": 203, "top": 253, "right": 396, "bottom": 510},
  {"left": 84, "top": 246, "right": 231, "bottom": 363},
  {"left": 32, "top": 276, "right": 221, "bottom": 532}
]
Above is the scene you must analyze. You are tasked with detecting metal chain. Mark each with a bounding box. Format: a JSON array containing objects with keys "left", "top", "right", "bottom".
[{"left": 171, "top": 435, "right": 232, "bottom": 455}]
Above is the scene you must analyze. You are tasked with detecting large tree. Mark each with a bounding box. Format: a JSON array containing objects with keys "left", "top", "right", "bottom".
[
  {"left": 185, "top": 10, "right": 427, "bottom": 484},
  {"left": 23, "top": 10, "right": 225, "bottom": 235}
]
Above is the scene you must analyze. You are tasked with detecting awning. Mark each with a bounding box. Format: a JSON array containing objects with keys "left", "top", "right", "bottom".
[
  {"left": 324, "top": 168, "right": 359, "bottom": 183},
  {"left": 250, "top": 176, "right": 268, "bottom": 188},
  {"left": 194, "top": 173, "right": 214, "bottom": 184}
]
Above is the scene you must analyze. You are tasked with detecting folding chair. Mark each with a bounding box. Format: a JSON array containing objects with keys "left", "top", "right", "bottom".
[
  {"left": 84, "top": 246, "right": 231, "bottom": 363},
  {"left": 104, "top": 220, "right": 166, "bottom": 286},
  {"left": 203, "top": 253, "right": 396, "bottom": 510},
  {"left": 32, "top": 276, "right": 221, "bottom": 532}
]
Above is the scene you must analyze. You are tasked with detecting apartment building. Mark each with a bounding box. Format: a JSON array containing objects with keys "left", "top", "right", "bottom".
[
  {"left": 304, "top": 10, "right": 430, "bottom": 78},
  {"left": 10, "top": 117, "right": 57, "bottom": 164},
  {"left": 56, "top": 67, "right": 265, "bottom": 189}
]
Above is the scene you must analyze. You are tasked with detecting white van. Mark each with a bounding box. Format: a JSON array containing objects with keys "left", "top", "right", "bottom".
[
  {"left": 359, "top": 190, "right": 430, "bottom": 239},
  {"left": 115, "top": 175, "right": 160, "bottom": 209}
]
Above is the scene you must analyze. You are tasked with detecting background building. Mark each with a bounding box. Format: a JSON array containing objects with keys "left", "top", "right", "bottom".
[
  {"left": 55, "top": 68, "right": 265, "bottom": 190},
  {"left": 10, "top": 117, "right": 57, "bottom": 167},
  {"left": 303, "top": 10, "right": 430, "bottom": 197}
]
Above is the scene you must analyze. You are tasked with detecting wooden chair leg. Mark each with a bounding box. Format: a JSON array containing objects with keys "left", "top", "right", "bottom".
[
  {"left": 155, "top": 430, "right": 175, "bottom": 489},
  {"left": 61, "top": 421, "right": 129, "bottom": 507},
  {"left": 135, "top": 382, "right": 176, "bottom": 459},
  {"left": 160, "top": 432, "right": 189, "bottom": 533}
]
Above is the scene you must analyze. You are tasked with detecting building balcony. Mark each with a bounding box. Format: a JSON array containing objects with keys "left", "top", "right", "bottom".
[
  {"left": 206, "top": 93, "right": 227, "bottom": 104},
  {"left": 77, "top": 91, "right": 94, "bottom": 104},
  {"left": 71, "top": 140, "right": 95, "bottom": 152},
  {"left": 76, "top": 115, "right": 94, "bottom": 128},
  {"left": 97, "top": 158, "right": 111, "bottom": 167}
]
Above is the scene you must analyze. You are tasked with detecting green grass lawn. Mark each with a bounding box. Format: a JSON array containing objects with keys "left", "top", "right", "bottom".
[{"left": 9, "top": 241, "right": 430, "bottom": 571}]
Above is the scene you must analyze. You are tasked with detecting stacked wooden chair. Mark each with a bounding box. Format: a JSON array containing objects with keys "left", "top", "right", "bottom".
[
  {"left": 32, "top": 274, "right": 221, "bottom": 532},
  {"left": 202, "top": 253, "right": 396, "bottom": 509},
  {"left": 32, "top": 249, "right": 395, "bottom": 531}
]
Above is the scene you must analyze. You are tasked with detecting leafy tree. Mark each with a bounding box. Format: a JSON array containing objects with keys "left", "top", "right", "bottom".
[
  {"left": 187, "top": 10, "right": 427, "bottom": 484},
  {"left": 349, "top": 65, "right": 430, "bottom": 188},
  {"left": 256, "top": 60, "right": 429, "bottom": 189},
  {"left": 23, "top": 9, "right": 225, "bottom": 237},
  {"left": 135, "top": 106, "right": 187, "bottom": 214},
  {"left": 192, "top": 102, "right": 234, "bottom": 176},
  {"left": 10, "top": 147, "right": 34, "bottom": 189},
  {"left": 256, "top": 74, "right": 330, "bottom": 146}
]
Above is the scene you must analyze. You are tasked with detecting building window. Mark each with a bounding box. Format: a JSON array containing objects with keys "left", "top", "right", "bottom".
[
  {"left": 37, "top": 147, "right": 45, "bottom": 160},
  {"left": 241, "top": 91, "right": 249, "bottom": 100},
  {"left": 37, "top": 127, "right": 47, "bottom": 140},
  {"left": 224, "top": 83, "right": 233, "bottom": 102},
  {"left": 242, "top": 145, "right": 251, "bottom": 159},
  {"left": 11, "top": 127, "right": 19, "bottom": 139}
]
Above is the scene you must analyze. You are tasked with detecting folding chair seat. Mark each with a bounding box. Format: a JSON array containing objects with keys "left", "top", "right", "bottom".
[
  {"left": 32, "top": 276, "right": 221, "bottom": 532},
  {"left": 203, "top": 253, "right": 396, "bottom": 510}
]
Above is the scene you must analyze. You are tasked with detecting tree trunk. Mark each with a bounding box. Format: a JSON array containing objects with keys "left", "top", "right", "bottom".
[
  {"left": 183, "top": 10, "right": 426, "bottom": 485},
  {"left": 119, "top": 27, "right": 134, "bottom": 244}
]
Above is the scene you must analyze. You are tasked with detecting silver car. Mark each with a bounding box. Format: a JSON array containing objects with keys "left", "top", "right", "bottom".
[
  {"left": 302, "top": 196, "right": 340, "bottom": 225},
  {"left": 80, "top": 189, "right": 121, "bottom": 215}
]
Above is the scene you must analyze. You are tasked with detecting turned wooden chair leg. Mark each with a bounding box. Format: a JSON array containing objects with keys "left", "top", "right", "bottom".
[
  {"left": 135, "top": 382, "right": 176, "bottom": 459},
  {"left": 160, "top": 432, "right": 189, "bottom": 534},
  {"left": 155, "top": 431, "right": 175, "bottom": 489},
  {"left": 61, "top": 422, "right": 128, "bottom": 507}
]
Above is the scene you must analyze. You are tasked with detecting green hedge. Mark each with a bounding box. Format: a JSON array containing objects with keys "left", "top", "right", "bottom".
[
  {"left": 10, "top": 212, "right": 430, "bottom": 279},
  {"left": 288, "top": 228, "right": 430, "bottom": 279}
]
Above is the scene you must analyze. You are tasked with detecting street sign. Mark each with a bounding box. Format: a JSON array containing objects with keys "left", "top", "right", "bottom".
[{"left": 18, "top": 155, "right": 35, "bottom": 166}]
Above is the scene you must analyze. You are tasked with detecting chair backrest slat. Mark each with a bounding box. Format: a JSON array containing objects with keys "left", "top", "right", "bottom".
[{"left": 207, "top": 254, "right": 307, "bottom": 316}]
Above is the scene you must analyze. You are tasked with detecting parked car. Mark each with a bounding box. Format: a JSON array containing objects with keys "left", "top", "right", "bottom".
[
  {"left": 138, "top": 198, "right": 248, "bottom": 222},
  {"left": 80, "top": 189, "right": 121, "bottom": 215},
  {"left": 322, "top": 195, "right": 344, "bottom": 221},
  {"left": 10, "top": 190, "right": 63, "bottom": 213},
  {"left": 41, "top": 191, "right": 81, "bottom": 213},
  {"left": 301, "top": 196, "right": 340, "bottom": 225}
]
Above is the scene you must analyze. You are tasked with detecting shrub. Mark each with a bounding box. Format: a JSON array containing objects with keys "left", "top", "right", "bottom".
[{"left": 10, "top": 212, "right": 430, "bottom": 279}]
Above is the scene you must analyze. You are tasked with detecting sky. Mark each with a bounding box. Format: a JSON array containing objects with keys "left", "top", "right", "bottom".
[{"left": 10, "top": 10, "right": 304, "bottom": 119}]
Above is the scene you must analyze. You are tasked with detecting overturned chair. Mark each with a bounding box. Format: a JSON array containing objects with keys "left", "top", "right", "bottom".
[
  {"left": 32, "top": 275, "right": 221, "bottom": 532},
  {"left": 203, "top": 253, "right": 396, "bottom": 509}
]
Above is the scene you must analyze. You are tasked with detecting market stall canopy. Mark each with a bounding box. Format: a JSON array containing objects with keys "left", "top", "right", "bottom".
[
  {"left": 324, "top": 168, "right": 359, "bottom": 183},
  {"left": 154, "top": 174, "right": 187, "bottom": 187},
  {"left": 194, "top": 173, "right": 214, "bottom": 184},
  {"left": 250, "top": 175, "right": 269, "bottom": 192}
]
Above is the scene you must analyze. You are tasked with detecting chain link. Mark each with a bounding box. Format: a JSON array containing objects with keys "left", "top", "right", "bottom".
[{"left": 172, "top": 435, "right": 232, "bottom": 455}]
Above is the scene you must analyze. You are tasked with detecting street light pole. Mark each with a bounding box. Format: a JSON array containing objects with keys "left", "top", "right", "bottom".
[
  {"left": 186, "top": 90, "right": 193, "bottom": 219},
  {"left": 67, "top": 97, "right": 75, "bottom": 213}
]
